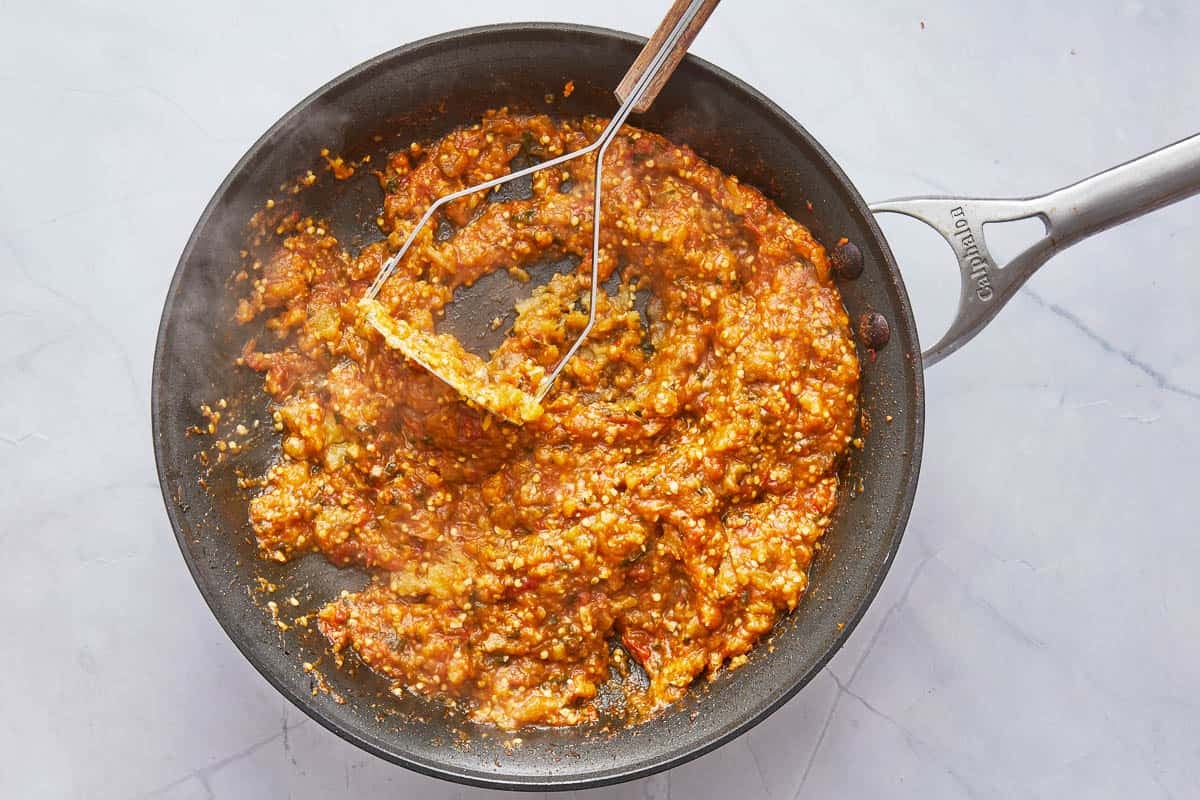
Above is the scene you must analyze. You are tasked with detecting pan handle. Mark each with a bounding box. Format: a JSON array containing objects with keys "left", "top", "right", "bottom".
[{"left": 870, "top": 133, "right": 1200, "bottom": 366}]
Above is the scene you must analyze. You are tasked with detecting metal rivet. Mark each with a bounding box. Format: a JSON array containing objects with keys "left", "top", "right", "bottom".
[
  {"left": 831, "top": 242, "right": 864, "bottom": 280},
  {"left": 859, "top": 312, "right": 890, "bottom": 351}
]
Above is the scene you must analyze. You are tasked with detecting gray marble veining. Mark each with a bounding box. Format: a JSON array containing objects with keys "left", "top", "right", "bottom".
[{"left": 2, "top": 1, "right": 1197, "bottom": 797}]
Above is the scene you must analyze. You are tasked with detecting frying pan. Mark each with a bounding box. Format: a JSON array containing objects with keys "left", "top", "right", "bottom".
[{"left": 151, "top": 23, "right": 1200, "bottom": 791}]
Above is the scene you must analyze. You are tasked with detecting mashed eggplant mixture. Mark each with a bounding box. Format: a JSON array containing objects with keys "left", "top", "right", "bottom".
[{"left": 236, "top": 111, "right": 859, "bottom": 729}]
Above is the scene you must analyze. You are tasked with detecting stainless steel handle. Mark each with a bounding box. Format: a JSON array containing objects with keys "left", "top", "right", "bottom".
[{"left": 870, "top": 133, "right": 1200, "bottom": 366}]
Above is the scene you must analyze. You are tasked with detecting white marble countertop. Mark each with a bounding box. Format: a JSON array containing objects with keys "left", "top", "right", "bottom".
[{"left": 3, "top": 1, "right": 1198, "bottom": 797}]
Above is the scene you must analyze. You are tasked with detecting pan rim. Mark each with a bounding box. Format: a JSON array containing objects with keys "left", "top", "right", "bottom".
[{"left": 151, "top": 20, "right": 925, "bottom": 791}]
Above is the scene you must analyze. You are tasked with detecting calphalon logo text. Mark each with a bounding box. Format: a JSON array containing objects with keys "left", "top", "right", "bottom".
[{"left": 950, "top": 206, "right": 994, "bottom": 301}]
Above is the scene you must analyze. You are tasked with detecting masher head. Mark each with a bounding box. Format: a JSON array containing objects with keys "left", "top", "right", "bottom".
[{"left": 361, "top": 0, "right": 715, "bottom": 423}]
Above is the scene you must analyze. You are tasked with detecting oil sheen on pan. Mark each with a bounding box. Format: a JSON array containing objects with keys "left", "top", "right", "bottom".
[{"left": 231, "top": 110, "right": 860, "bottom": 730}]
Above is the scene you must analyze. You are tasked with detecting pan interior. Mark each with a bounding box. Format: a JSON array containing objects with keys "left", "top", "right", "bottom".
[{"left": 152, "top": 24, "right": 923, "bottom": 790}]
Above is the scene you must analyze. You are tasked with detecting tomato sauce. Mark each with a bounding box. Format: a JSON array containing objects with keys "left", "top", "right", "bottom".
[{"left": 236, "top": 111, "right": 859, "bottom": 729}]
